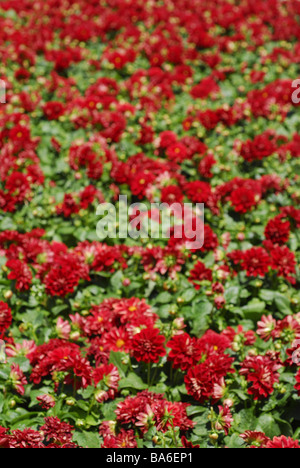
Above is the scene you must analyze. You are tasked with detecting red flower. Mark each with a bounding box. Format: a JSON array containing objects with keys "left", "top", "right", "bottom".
[
  {"left": 214, "top": 405, "right": 233, "bottom": 435},
  {"left": 43, "top": 101, "right": 65, "bottom": 120},
  {"left": 189, "top": 261, "right": 213, "bottom": 289},
  {"left": 241, "top": 247, "right": 271, "bottom": 277},
  {"left": 190, "top": 76, "right": 219, "bottom": 99},
  {"left": 239, "top": 132, "right": 277, "bottom": 162},
  {"left": 167, "top": 333, "right": 202, "bottom": 371},
  {"left": 44, "top": 259, "right": 83, "bottom": 297},
  {"left": 129, "top": 171, "right": 155, "bottom": 199},
  {"left": 56, "top": 193, "right": 80, "bottom": 217},
  {"left": 9, "top": 364, "right": 27, "bottom": 395},
  {"left": 265, "top": 215, "right": 290, "bottom": 245},
  {"left": 230, "top": 187, "right": 257, "bottom": 214},
  {"left": 185, "top": 354, "right": 234, "bottom": 403},
  {"left": 266, "top": 436, "right": 300, "bottom": 449},
  {"left": 240, "top": 353, "right": 282, "bottom": 400},
  {"left": 0, "top": 301, "right": 12, "bottom": 337},
  {"left": 294, "top": 369, "right": 300, "bottom": 396},
  {"left": 161, "top": 185, "right": 183, "bottom": 204},
  {"left": 257, "top": 315, "right": 277, "bottom": 341},
  {"left": 240, "top": 431, "right": 270, "bottom": 448},
  {"left": 5, "top": 173, "right": 30, "bottom": 203},
  {"left": 9, "top": 428, "right": 44, "bottom": 448},
  {"left": 93, "top": 364, "right": 120, "bottom": 401},
  {"left": 181, "top": 436, "right": 200, "bottom": 448},
  {"left": 166, "top": 143, "right": 188, "bottom": 163},
  {"left": 198, "top": 154, "right": 216, "bottom": 178},
  {"left": 8, "top": 125, "right": 31, "bottom": 152},
  {"left": 102, "top": 429, "right": 137, "bottom": 448},
  {"left": 0, "top": 427, "right": 9, "bottom": 448},
  {"left": 131, "top": 327, "right": 166, "bottom": 363},
  {"left": 184, "top": 180, "right": 212, "bottom": 204},
  {"left": 36, "top": 394, "right": 56, "bottom": 410},
  {"left": 270, "top": 246, "right": 296, "bottom": 284},
  {"left": 6, "top": 259, "right": 32, "bottom": 291},
  {"left": 41, "top": 417, "right": 74, "bottom": 445}
]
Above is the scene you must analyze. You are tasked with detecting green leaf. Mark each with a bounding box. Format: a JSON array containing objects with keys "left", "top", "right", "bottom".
[
  {"left": 119, "top": 372, "right": 147, "bottom": 390},
  {"left": 256, "top": 414, "right": 280, "bottom": 438},
  {"left": 242, "top": 300, "right": 266, "bottom": 321},
  {"left": 274, "top": 293, "right": 292, "bottom": 315},
  {"left": 235, "top": 408, "right": 257, "bottom": 432},
  {"left": 157, "top": 304, "right": 173, "bottom": 319},
  {"left": 110, "top": 271, "right": 123, "bottom": 291},
  {"left": 224, "top": 433, "right": 245, "bottom": 448},
  {"left": 80, "top": 386, "right": 95, "bottom": 400},
  {"left": 181, "top": 288, "right": 197, "bottom": 303},
  {"left": 101, "top": 400, "right": 119, "bottom": 420},
  {"left": 73, "top": 431, "right": 101, "bottom": 448},
  {"left": 259, "top": 289, "right": 275, "bottom": 303},
  {"left": 155, "top": 292, "right": 173, "bottom": 304},
  {"left": 52, "top": 304, "right": 69, "bottom": 316},
  {"left": 225, "top": 286, "right": 240, "bottom": 304}
]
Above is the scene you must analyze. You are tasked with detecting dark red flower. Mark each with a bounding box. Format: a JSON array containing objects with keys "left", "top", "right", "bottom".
[
  {"left": 167, "top": 333, "right": 202, "bottom": 371},
  {"left": 265, "top": 215, "right": 290, "bottom": 245},
  {"left": 0, "top": 301, "right": 12, "bottom": 337},
  {"left": 189, "top": 261, "right": 213, "bottom": 289},
  {"left": 230, "top": 187, "right": 258, "bottom": 214},
  {"left": 266, "top": 436, "right": 300, "bottom": 449},
  {"left": 241, "top": 248, "right": 271, "bottom": 277},
  {"left": 240, "top": 354, "right": 282, "bottom": 400},
  {"left": 6, "top": 259, "right": 32, "bottom": 291},
  {"left": 131, "top": 327, "right": 166, "bottom": 363},
  {"left": 41, "top": 417, "right": 74, "bottom": 445}
]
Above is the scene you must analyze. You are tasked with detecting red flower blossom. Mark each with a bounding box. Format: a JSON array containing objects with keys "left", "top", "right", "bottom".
[
  {"left": 161, "top": 185, "right": 183, "bottom": 204},
  {"left": 240, "top": 431, "right": 270, "bottom": 448},
  {"left": 188, "top": 261, "right": 213, "bottom": 289},
  {"left": 102, "top": 429, "right": 137, "bottom": 448},
  {"left": 9, "top": 429, "right": 44, "bottom": 448},
  {"left": 213, "top": 405, "right": 233, "bottom": 435},
  {"left": 181, "top": 436, "right": 200, "bottom": 448},
  {"left": 190, "top": 76, "right": 219, "bottom": 99},
  {"left": 270, "top": 246, "right": 296, "bottom": 284},
  {"left": 230, "top": 187, "right": 258, "bottom": 214},
  {"left": 0, "top": 427, "right": 9, "bottom": 448},
  {"left": 37, "top": 394, "right": 56, "bottom": 410},
  {"left": 167, "top": 333, "right": 202, "bottom": 371},
  {"left": 43, "top": 101, "right": 65, "bottom": 120},
  {"left": 131, "top": 327, "right": 166, "bottom": 363},
  {"left": 266, "top": 436, "right": 300, "bottom": 449},
  {"left": 198, "top": 154, "right": 216, "bottom": 178},
  {"left": 0, "top": 301, "right": 12, "bottom": 337},
  {"left": 6, "top": 259, "right": 32, "bottom": 291},
  {"left": 265, "top": 215, "right": 290, "bottom": 245},
  {"left": 241, "top": 247, "right": 271, "bottom": 277},
  {"left": 185, "top": 353, "right": 234, "bottom": 403},
  {"left": 166, "top": 143, "right": 188, "bottom": 163},
  {"left": 240, "top": 353, "right": 282, "bottom": 400},
  {"left": 41, "top": 417, "right": 74, "bottom": 445},
  {"left": 9, "top": 364, "right": 27, "bottom": 395}
]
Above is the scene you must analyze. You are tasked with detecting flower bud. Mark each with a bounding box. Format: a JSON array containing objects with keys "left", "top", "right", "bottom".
[{"left": 3, "top": 291, "right": 13, "bottom": 300}]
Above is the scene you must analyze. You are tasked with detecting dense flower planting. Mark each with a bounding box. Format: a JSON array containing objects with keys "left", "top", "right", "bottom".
[{"left": 0, "top": 0, "right": 299, "bottom": 449}]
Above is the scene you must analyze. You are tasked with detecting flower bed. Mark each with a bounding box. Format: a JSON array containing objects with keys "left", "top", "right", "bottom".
[{"left": 0, "top": 0, "right": 299, "bottom": 449}]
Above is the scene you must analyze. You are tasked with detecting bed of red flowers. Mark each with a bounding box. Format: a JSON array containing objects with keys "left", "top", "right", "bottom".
[{"left": 0, "top": 0, "right": 300, "bottom": 449}]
